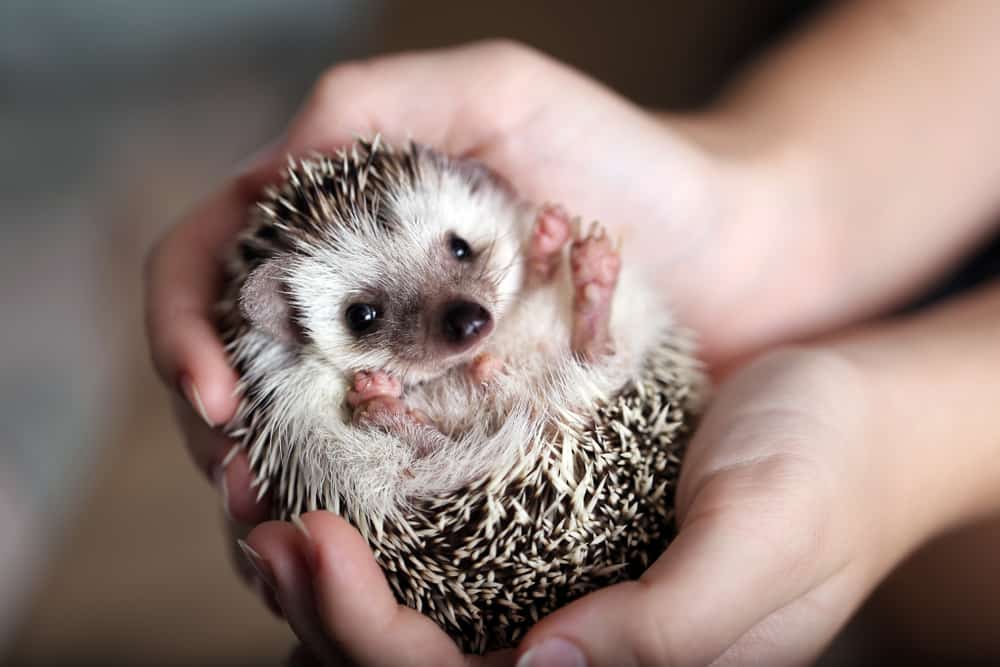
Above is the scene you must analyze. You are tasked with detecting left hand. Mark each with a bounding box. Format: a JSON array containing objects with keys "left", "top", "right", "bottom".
[
  {"left": 243, "top": 346, "right": 926, "bottom": 666},
  {"left": 144, "top": 40, "right": 788, "bottom": 609}
]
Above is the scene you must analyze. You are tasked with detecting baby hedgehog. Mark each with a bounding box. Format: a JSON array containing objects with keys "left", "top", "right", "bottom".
[{"left": 218, "top": 138, "right": 705, "bottom": 652}]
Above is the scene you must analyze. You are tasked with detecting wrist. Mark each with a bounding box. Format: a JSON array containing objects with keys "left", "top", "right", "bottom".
[
  {"left": 656, "top": 108, "right": 843, "bottom": 364},
  {"left": 833, "top": 343, "right": 946, "bottom": 572},
  {"left": 832, "top": 299, "right": 1000, "bottom": 559}
]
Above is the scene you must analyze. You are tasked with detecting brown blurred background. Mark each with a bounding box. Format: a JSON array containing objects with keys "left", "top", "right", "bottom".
[{"left": 0, "top": 1, "right": 838, "bottom": 664}]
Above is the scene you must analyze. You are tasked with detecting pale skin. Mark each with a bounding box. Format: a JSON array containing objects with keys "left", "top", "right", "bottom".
[{"left": 144, "top": 0, "right": 1000, "bottom": 664}]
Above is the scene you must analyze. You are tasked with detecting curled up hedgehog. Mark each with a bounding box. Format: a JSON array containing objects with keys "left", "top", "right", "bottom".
[{"left": 218, "top": 137, "right": 706, "bottom": 653}]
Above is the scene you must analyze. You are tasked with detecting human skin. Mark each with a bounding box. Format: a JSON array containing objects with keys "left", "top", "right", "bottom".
[
  {"left": 247, "top": 280, "right": 1000, "bottom": 666},
  {"left": 144, "top": 0, "right": 1000, "bottom": 663}
]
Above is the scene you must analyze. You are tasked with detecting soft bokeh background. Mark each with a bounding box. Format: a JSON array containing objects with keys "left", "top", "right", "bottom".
[{"left": 19, "top": 0, "right": 979, "bottom": 664}]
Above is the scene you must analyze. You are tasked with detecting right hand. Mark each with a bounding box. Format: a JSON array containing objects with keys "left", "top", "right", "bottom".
[
  {"left": 243, "top": 345, "right": 935, "bottom": 666},
  {"left": 143, "top": 39, "right": 821, "bottom": 632}
]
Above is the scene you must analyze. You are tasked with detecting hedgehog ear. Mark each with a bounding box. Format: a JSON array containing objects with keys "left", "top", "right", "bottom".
[
  {"left": 452, "top": 156, "right": 513, "bottom": 195},
  {"left": 239, "top": 261, "right": 299, "bottom": 344}
]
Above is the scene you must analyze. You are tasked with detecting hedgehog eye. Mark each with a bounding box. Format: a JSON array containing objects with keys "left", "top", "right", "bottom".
[
  {"left": 449, "top": 235, "right": 473, "bottom": 261},
  {"left": 345, "top": 303, "right": 381, "bottom": 333}
]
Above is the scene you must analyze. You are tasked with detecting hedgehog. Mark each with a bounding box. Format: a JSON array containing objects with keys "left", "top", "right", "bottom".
[{"left": 217, "top": 137, "right": 706, "bottom": 653}]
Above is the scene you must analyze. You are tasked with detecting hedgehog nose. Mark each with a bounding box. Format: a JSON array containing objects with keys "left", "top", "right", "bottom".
[{"left": 442, "top": 300, "right": 493, "bottom": 348}]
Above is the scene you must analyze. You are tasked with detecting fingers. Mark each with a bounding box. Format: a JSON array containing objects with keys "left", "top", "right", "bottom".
[
  {"left": 146, "top": 142, "right": 289, "bottom": 483},
  {"left": 515, "top": 526, "right": 812, "bottom": 667},
  {"left": 171, "top": 393, "right": 270, "bottom": 547},
  {"left": 712, "top": 565, "right": 866, "bottom": 666},
  {"left": 146, "top": 182, "right": 247, "bottom": 419},
  {"left": 245, "top": 521, "right": 342, "bottom": 664},
  {"left": 218, "top": 443, "right": 272, "bottom": 525},
  {"left": 295, "top": 511, "right": 470, "bottom": 667},
  {"left": 281, "top": 40, "right": 548, "bottom": 165},
  {"left": 519, "top": 353, "right": 872, "bottom": 666},
  {"left": 518, "top": 458, "right": 840, "bottom": 667},
  {"left": 170, "top": 393, "right": 269, "bottom": 516},
  {"left": 248, "top": 512, "right": 513, "bottom": 666}
]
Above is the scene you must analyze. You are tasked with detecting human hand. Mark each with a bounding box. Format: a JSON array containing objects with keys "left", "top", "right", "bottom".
[
  {"left": 516, "top": 348, "right": 908, "bottom": 666},
  {"left": 242, "top": 346, "right": 937, "bottom": 666},
  {"left": 144, "top": 35, "right": 1000, "bottom": 663},
  {"left": 144, "top": 40, "right": 797, "bottom": 601},
  {"left": 517, "top": 278, "right": 1000, "bottom": 665}
]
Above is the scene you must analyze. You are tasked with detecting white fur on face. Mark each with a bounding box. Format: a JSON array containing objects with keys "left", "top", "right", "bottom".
[{"left": 283, "top": 158, "right": 526, "bottom": 381}]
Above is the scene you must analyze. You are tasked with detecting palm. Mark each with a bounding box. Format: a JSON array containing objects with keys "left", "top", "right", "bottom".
[{"left": 515, "top": 349, "right": 890, "bottom": 665}]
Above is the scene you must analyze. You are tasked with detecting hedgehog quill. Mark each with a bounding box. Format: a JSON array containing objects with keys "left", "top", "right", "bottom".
[{"left": 218, "top": 137, "right": 706, "bottom": 652}]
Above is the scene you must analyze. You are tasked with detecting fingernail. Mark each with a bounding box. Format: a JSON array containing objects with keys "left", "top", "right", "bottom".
[
  {"left": 517, "top": 638, "right": 587, "bottom": 667},
  {"left": 290, "top": 514, "right": 318, "bottom": 571},
  {"left": 252, "top": 576, "right": 284, "bottom": 618},
  {"left": 291, "top": 513, "right": 312, "bottom": 541},
  {"left": 214, "top": 466, "right": 231, "bottom": 520},
  {"left": 237, "top": 539, "right": 277, "bottom": 591},
  {"left": 182, "top": 376, "right": 215, "bottom": 428}
]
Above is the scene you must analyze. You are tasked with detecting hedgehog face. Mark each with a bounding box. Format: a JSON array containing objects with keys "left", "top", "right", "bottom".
[
  {"left": 239, "top": 152, "right": 527, "bottom": 384},
  {"left": 313, "top": 173, "right": 524, "bottom": 383}
]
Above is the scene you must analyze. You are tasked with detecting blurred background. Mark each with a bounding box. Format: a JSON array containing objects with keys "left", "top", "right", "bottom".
[{"left": 20, "top": 0, "right": 989, "bottom": 664}]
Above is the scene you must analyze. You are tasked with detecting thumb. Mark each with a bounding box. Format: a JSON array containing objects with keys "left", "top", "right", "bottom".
[
  {"left": 516, "top": 456, "right": 835, "bottom": 667},
  {"left": 296, "top": 511, "right": 478, "bottom": 667}
]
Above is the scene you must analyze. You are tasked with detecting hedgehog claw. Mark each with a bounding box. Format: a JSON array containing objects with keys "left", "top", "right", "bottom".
[{"left": 588, "top": 220, "right": 601, "bottom": 240}]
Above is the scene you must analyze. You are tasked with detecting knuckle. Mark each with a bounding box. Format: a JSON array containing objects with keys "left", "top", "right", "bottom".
[
  {"left": 313, "top": 60, "right": 371, "bottom": 103},
  {"left": 476, "top": 38, "right": 533, "bottom": 60},
  {"left": 633, "top": 583, "right": 686, "bottom": 666},
  {"left": 473, "top": 38, "right": 544, "bottom": 72},
  {"left": 477, "top": 37, "right": 529, "bottom": 57}
]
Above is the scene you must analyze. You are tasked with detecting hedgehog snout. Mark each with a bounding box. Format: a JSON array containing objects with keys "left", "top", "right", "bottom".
[{"left": 440, "top": 300, "right": 493, "bottom": 351}]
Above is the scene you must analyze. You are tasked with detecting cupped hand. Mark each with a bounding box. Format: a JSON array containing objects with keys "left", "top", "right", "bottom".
[
  {"left": 145, "top": 40, "right": 785, "bottom": 594},
  {"left": 244, "top": 347, "right": 920, "bottom": 666}
]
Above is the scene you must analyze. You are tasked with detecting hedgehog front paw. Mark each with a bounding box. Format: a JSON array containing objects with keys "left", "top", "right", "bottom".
[
  {"left": 467, "top": 352, "right": 503, "bottom": 385},
  {"left": 570, "top": 221, "right": 621, "bottom": 360},
  {"left": 346, "top": 370, "right": 402, "bottom": 408},
  {"left": 348, "top": 370, "right": 404, "bottom": 427},
  {"left": 526, "top": 203, "right": 573, "bottom": 284},
  {"left": 348, "top": 370, "right": 434, "bottom": 430}
]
